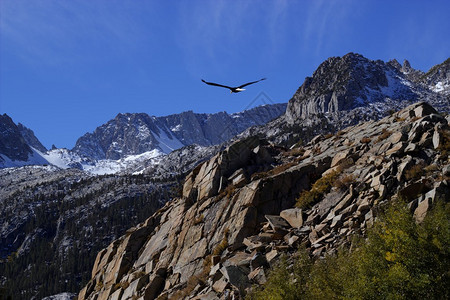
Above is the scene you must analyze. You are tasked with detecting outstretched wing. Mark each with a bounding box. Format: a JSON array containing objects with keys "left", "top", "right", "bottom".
[
  {"left": 238, "top": 78, "right": 266, "bottom": 88},
  {"left": 201, "top": 79, "right": 232, "bottom": 90}
]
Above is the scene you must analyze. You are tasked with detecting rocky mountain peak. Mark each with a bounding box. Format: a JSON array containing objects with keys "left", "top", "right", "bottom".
[
  {"left": 283, "top": 53, "right": 450, "bottom": 129},
  {"left": 0, "top": 114, "right": 32, "bottom": 161},
  {"left": 388, "top": 58, "right": 402, "bottom": 70},
  {"left": 402, "top": 59, "right": 412, "bottom": 71},
  {"left": 284, "top": 52, "right": 416, "bottom": 123}
]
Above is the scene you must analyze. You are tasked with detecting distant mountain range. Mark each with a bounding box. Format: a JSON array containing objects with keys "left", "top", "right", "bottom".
[
  {"left": 0, "top": 104, "right": 287, "bottom": 173},
  {"left": 72, "top": 104, "right": 287, "bottom": 160}
]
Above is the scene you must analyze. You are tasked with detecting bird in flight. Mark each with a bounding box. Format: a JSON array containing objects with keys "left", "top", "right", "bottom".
[{"left": 201, "top": 78, "right": 266, "bottom": 93}]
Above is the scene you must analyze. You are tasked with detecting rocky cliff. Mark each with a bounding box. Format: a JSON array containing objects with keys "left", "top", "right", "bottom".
[
  {"left": 0, "top": 114, "right": 33, "bottom": 162},
  {"left": 77, "top": 102, "right": 449, "bottom": 299},
  {"left": 243, "top": 53, "right": 449, "bottom": 148},
  {"left": 284, "top": 53, "right": 448, "bottom": 124},
  {"left": 17, "top": 122, "right": 47, "bottom": 153}
]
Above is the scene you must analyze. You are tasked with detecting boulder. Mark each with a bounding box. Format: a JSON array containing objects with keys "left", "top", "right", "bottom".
[
  {"left": 280, "top": 208, "right": 304, "bottom": 228},
  {"left": 389, "top": 132, "right": 406, "bottom": 144},
  {"left": 228, "top": 168, "right": 248, "bottom": 188},
  {"left": 399, "top": 182, "right": 430, "bottom": 201},
  {"left": 212, "top": 277, "right": 229, "bottom": 293},
  {"left": 265, "top": 215, "right": 290, "bottom": 233},
  {"left": 385, "top": 142, "right": 405, "bottom": 156},
  {"left": 330, "top": 215, "right": 343, "bottom": 228},
  {"left": 331, "top": 150, "right": 350, "bottom": 168},
  {"left": 404, "top": 143, "right": 417, "bottom": 153},
  {"left": 220, "top": 265, "right": 251, "bottom": 294},
  {"left": 122, "top": 275, "right": 149, "bottom": 300},
  {"left": 248, "top": 267, "right": 267, "bottom": 284},
  {"left": 397, "top": 156, "right": 414, "bottom": 181},
  {"left": 357, "top": 198, "right": 370, "bottom": 214},
  {"left": 265, "top": 249, "right": 279, "bottom": 264},
  {"left": 414, "top": 198, "right": 432, "bottom": 223},
  {"left": 413, "top": 102, "right": 436, "bottom": 118},
  {"left": 432, "top": 130, "right": 441, "bottom": 149},
  {"left": 250, "top": 253, "right": 269, "bottom": 271},
  {"left": 192, "top": 291, "right": 220, "bottom": 300},
  {"left": 223, "top": 252, "right": 252, "bottom": 268}
]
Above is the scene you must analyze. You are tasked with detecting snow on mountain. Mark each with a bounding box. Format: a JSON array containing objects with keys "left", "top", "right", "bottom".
[
  {"left": 82, "top": 149, "right": 164, "bottom": 175},
  {"left": 72, "top": 104, "right": 287, "bottom": 160},
  {"left": 154, "top": 125, "right": 185, "bottom": 153},
  {"left": 40, "top": 148, "right": 88, "bottom": 169},
  {"left": 0, "top": 147, "right": 49, "bottom": 168},
  {"left": 41, "top": 293, "right": 77, "bottom": 300},
  {"left": 431, "top": 80, "right": 450, "bottom": 95},
  {"left": 40, "top": 147, "right": 164, "bottom": 175}
]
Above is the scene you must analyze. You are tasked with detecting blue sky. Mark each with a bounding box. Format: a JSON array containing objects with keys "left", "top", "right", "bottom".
[{"left": 1, "top": 0, "right": 449, "bottom": 149}]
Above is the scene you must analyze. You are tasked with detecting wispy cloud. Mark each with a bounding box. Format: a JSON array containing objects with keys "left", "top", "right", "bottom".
[
  {"left": 0, "top": 0, "right": 153, "bottom": 66},
  {"left": 302, "top": 0, "right": 357, "bottom": 57},
  {"left": 175, "top": 0, "right": 292, "bottom": 77}
]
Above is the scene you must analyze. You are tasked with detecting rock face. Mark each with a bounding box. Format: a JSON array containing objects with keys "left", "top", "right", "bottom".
[
  {"left": 17, "top": 123, "right": 47, "bottom": 153},
  {"left": 0, "top": 114, "right": 33, "bottom": 161},
  {"left": 72, "top": 104, "right": 287, "bottom": 160},
  {"left": 242, "top": 54, "right": 449, "bottom": 148},
  {"left": 285, "top": 53, "right": 411, "bottom": 122},
  {"left": 285, "top": 53, "right": 449, "bottom": 124},
  {"left": 78, "top": 102, "right": 449, "bottom": 299}
]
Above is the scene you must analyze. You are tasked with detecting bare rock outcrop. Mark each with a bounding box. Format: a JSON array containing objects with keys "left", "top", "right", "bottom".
[{"left": 78, "top": 102, "right": 449, "bottom": 300}]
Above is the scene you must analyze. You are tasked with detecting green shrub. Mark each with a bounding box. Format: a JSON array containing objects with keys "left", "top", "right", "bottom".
[
  {"left": 404, "top": 162, "right": 426, "bottom": 180},
  {"left": 333, "top": 174, "right": 355, "bottom": 190},
  {"left": 437, "top": 129, "right": 450, "bottom": 159},
  {"left": 247, "top": 251, "right": 312, "bottom": 300},
  {"left": 360, "top": 136, "right": 372, "bottom": 144},
  {"left": 377, "top": 128, "right": 392, "bottom": 142},
  {"left": 296, "top": 171, "right": 339, "bottom": 209},
  {"left": 249, "top": 200, "right": 450, "bottom": 299}
]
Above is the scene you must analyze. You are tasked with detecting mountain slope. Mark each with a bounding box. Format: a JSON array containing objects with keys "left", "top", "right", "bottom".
[
  {"left": 423, "top": 57, "right": 450, "bottom": 95},
  {"left": 17, "top": 123, "right": 47, "bottom": 153},
  {"left": 77, "top": 102, "right": 449, "bottom": 299},
  {"left": 0, "top": 114, "right": 33, "bottom": 162},
  {"left": 0, "top": 166, "right": 175, "bottom": 299}
]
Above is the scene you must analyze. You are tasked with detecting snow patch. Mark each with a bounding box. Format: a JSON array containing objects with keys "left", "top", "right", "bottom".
[
  {"left": 137, "top": 124, "right": 151, "bottom": 139},
  {"left": 0, "top": 146, "right": 164, "bottom": 175},
  {"left": 41, "top": 148, "right": 85, "bottom": 169},
  {"left": 170, "top": 124, "right": 182, "bottom": 132},
  {"left": 431, "top": 81, "right": 449, "bottom": 94},
  {"left": 0, "top": 147, "right": 49, "bottom": 168},
  {"left": 42, "top": 292, "right": 76, "bottom": 300},
  {"left": 82, "top": 149, "right": 164, "bottom": 175},
  {"left": 154, "top": 126, "right": 185, "bottom": 154}
]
